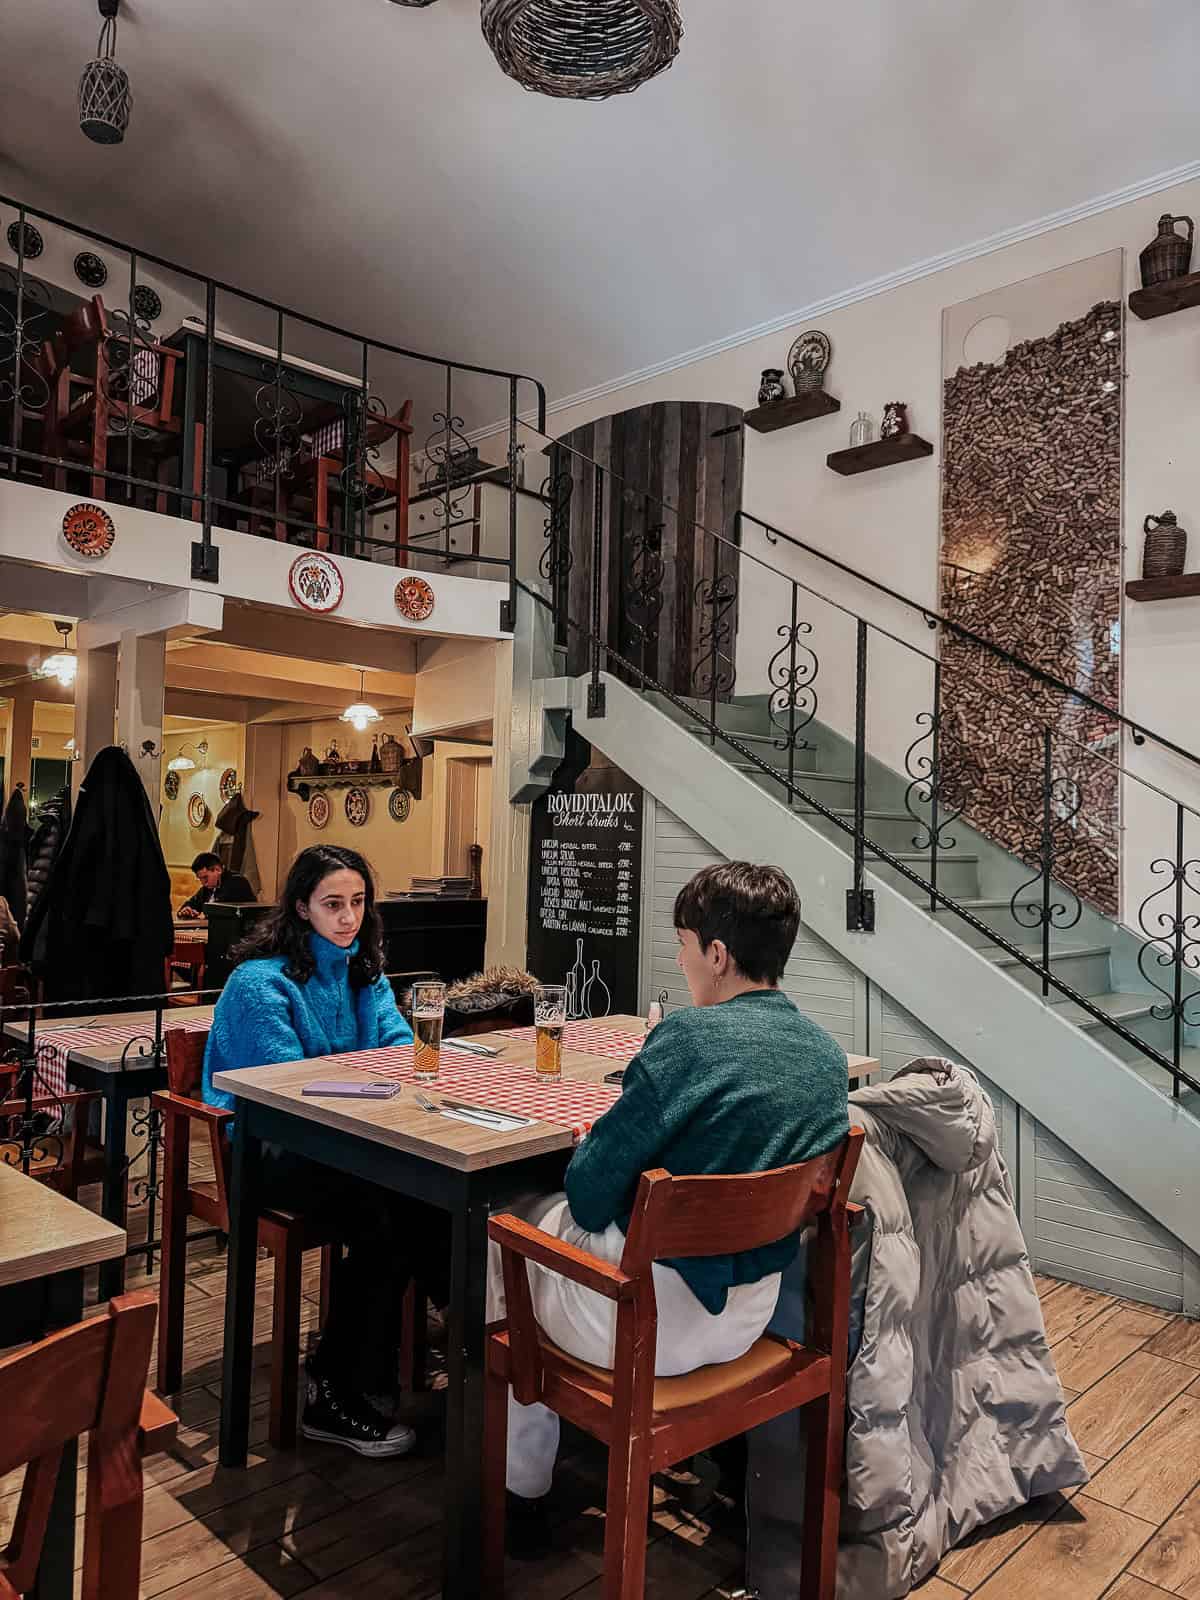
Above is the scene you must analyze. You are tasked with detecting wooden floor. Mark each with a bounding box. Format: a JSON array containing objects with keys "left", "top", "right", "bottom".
[{"left": 4, "top": 1207, "right": 1200, "bottom": 1599}]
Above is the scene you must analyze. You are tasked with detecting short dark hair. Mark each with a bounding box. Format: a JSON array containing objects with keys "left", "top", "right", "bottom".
[
  {"left": 191, "top": 852, "right": 221, "bottom": 873},
  {"left": 673, "top": 863, "right": 800, "bottom": 984}
]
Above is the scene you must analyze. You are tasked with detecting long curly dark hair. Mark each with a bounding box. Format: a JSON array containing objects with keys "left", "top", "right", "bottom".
[{"left": 231, "top": 844, "right": 384, "bottom": 989}]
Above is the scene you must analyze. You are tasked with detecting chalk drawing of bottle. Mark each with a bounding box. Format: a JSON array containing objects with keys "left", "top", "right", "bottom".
[
  {"left": 566, "top": 939, "right": 587, "bottom": 1020},
  {"left": 581, "top": 960, "right": 611, "bottom": 1018}
]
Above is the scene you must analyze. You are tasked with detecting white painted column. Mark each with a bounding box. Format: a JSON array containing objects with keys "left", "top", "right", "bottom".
[
  {"left": 116, "top": 629, "right": 166, "bottom": 807},
  {"left": 2, "top": 691, "right": 34, "bottom": 798},
  {"left": 72, "top": 642, "right": 118, "bottom": 794}
]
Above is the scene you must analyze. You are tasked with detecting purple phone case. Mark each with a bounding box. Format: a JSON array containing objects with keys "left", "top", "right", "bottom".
[{"left": 302, "top": 1080, "right": 401, "bottom": 1099}]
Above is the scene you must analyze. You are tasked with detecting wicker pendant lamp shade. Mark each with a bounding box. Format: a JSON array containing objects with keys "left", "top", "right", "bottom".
[
  {"left": 79, "top": 1, "right": 132, "bottom": 145},
  {"left": 481, "top": 0, "right": 683, "bottom": 100}
]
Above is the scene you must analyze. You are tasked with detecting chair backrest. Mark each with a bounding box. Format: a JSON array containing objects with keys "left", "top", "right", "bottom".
[
  {"left": 620, "top": 1128, "right": 864, "bottom": 1275},
  {"left": 164, "top": 1028, "right": 208, "bottom": 1099},
  {"left": 0, "top": 963, "right": 33, "bottom": 1021},
  {"left": 57, "top": 293, "right": 108, "bottom": 358},
  {"left": 0, "top": 1291, "right": 156, "bottom": 1598}
]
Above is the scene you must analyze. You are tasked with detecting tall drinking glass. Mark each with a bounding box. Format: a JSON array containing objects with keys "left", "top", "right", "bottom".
[
  {"left": 412, "top": 981, "right": 446, "bottom": 1083},
  {"left": 534, "top": 984, "right": 567, "bottom": 1083}
]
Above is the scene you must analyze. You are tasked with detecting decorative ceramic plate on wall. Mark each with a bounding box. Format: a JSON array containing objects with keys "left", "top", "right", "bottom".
[
  {"left": 6, "top": 221, "right": 43, "bottom": 260},
  {"left": 289, "top": 552, "right": 344, "bottom": 613},
  {"left": 132, "top": 284, "right": 162, "bottom": 322},
  {"left": 73, "top": 251, "right": 108, "bottom": 288},
  {"left": 388, "top": 787, "right": 411, "bottom": 823},
  {"left": 219, "top": 767, "right": 239, "bottom": 804},
  {"left": 344, "top": 787, "right": 369, "bottom": 826},
  {"left": 308, "top": 791, "right": 330, "bottom": 829},
  {"left": 394, "top": 575, "right": 435, "bottom": 621},
  {"left": 62, "top": 503, "right": 116, "bottom": 559},
  {"left": 164, "top": 770, "right": 180, "bottom": 801},
  {"left": 187, "top": 793, "right": 209, "bottom": 829}
]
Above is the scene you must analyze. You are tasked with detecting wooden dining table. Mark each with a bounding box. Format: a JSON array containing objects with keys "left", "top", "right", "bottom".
[
  {"left": 213, "top": 1014, "right": 878, "bottom": 1599},
  {"left": 0, "top": 1162, "right": 126, "bottom": 1600}
]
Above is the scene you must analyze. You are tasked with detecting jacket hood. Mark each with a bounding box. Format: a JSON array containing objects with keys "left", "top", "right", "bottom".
[{"left": 849, "top": 1057, "right": 996, "bottom": 1173}]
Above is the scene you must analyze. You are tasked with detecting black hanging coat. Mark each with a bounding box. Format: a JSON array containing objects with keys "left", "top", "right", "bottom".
[
  {"left": 21, "top": 747, "right": 173, "bottom": 1001},
  {"left": 214, "top": 791, "right": 259, "bottom": 875},
  {"left": 23, "top": 785, "right": 71, "bottom": 926},
  {"left": 0, "top": 786, "right": 29, "bottom": 930}
]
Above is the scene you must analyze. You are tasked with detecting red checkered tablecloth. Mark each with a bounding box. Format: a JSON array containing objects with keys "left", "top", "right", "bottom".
[
  {"left": 501, "top": 1020, "right": 648, "bottom": 1062},
  {"left": 28, "top": 1020, "right": 209, "bottom": 1099},
  {"left": 330, "top": 1044, "right": 621, "bottom": 1140}
]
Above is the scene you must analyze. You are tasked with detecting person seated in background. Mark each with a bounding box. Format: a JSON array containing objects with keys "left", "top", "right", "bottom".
[
  {"left": 202, "top": 843, "right": 448, "bottom": 1457},
  {"left": 177, "top": 850, "right": 256, "bottom": 918},
  {"left": 492, "top": 861, "right": 851, "bottom": 1553}
]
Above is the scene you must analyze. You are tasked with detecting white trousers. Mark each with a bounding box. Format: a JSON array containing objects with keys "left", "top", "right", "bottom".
[{"left": 487, "top": 1192, "right": 782, "bottom": 1499}]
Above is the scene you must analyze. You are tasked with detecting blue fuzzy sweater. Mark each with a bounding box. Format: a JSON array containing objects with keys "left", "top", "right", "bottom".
[{"left": 202, "top": 933, "right": 413, "bottom": 1111}]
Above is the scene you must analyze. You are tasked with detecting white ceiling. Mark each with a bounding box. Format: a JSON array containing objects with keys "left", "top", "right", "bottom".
[{"left": 2, "top": 0, "right": 1199, "bottom": 430}]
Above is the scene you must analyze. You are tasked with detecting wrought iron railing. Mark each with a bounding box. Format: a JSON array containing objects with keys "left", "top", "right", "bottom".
[
  {"left": 0, "top": 193, "right": 545, "bottom": 628},
  {"left": 517, "top": 419, "right": 1200, "bottom": 1106}
]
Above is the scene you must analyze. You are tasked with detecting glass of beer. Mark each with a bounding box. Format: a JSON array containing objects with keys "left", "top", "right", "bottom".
[
  {"left": 534, "top": 983, "right": 567, "bottom": 1083},
  {"left": 412, "top": 981, "right": 446, "bottom": 1083}
]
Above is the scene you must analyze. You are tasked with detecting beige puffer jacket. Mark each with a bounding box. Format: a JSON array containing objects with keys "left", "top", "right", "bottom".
[{"left": 747, "top": 1058, "right": 1088, "bottom": 1598}]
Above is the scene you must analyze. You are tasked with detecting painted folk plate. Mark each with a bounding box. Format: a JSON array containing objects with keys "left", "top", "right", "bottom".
[
  {"left": 388, "top": 787, "right": 411, "bottom": 823},
  {"left": 289, "top": 552, "right": 344, "bottom": 613},
  {"left": 187, "top": 792, "right": 209, "bottom": 829},
  {"left": 344, "top": 787, "right": 370, "bottom": 827},
  {"left": 394, "top": 575, "right": 435, "bottom": 622},
  {"left": 308, "top": 791, "right": 331, "bottom": 829},
  {"left": 219, "top": 767, "right": 239, "bottom": 804},
  {"left": 62, "top": 502, "right": 116, "bottom": 559},
  {"left": 164, "top": 769, "right": 180, "bottom": 801}
]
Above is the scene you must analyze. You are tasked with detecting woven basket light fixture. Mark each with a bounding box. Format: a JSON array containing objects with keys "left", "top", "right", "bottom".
[
  {"left": 481, "top": 0, "right": 683, "bottom": 100},
  {"left": 79, "top": 0, "right": 132, "bottom": 145}
]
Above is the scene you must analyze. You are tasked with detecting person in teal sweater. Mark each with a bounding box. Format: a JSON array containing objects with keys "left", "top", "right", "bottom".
[
  {"left": 491, "top": 861, "right": 850, "bottom": 1549},
  {"left": 203, "top": 843, "right": 440, "bottom": 1459}
]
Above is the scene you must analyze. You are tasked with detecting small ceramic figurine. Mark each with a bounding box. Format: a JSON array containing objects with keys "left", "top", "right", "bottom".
[
  {"left": 758, "top": 368, "right": 787, "bottom": 406},
  {"left": 880, "top": 402, "right": 910, "bottom": 439}
]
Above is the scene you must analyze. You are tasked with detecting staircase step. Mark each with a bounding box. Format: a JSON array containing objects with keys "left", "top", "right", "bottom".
[
  {"left": 1048, "top": 991, "right": 1170, "bottom": 1064},
  {"left": 739, "top": 765, "right": 856, "bottom": 806},
  {"left": 870, "top": 852, "right": 981, "bottom": 901},
  {"left": 929, "top": 896, "right": 1042, "bottom": 948},
  {"left": 1129, "top": 1049, "right": 1200, "bottom": 1117},
  {"left": 691, "top": 728, "right": 818, "bottom": 771},
  {"left": 794, "top": 808, "right": 926, "bottom": 853},
  {"left": 989, "top": 942, "right": 1111, "bottom": 1000},
  {"left": 651, "top": 693, "right": 769, "bottom": 736}
]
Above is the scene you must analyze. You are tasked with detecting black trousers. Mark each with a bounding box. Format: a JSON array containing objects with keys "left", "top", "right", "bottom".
[{"left": 260, "top": 1148, "right": 451, "bottom": 1394}]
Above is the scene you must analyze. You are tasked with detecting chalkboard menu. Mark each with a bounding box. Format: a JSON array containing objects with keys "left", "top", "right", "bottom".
[{"left": 527, "top": 732, "right": 643, "bottom": 1018}]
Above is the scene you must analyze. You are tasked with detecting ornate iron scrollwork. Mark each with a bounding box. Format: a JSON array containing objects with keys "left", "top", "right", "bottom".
[
  {"left": 693, "top": 571, "right": 738, "bottom": 699},
  {"left": 252, "top": 357, "right": 304, "bottom": 481},
  {"left": 1136, "top": 854, "right": 1200, "bottom": 1029},
  {"left": 538, "top": 466, "right": 573, "bottom": 587},
  {"left": 422, "top": 404, "right": 474, "bottom": 530},
  {"left": 768, "top": 619, "right": 818, "bottom": 755},
  {"left": 119, "top": 1033, "right": 166, "bottom": 1271},
  {"left": 1008, "top": 770, "right": 1084, "bottom": 934},
  {"left": 903, "top": 709, "right": 964, "bottom": 853},
  {"left": 0, "top": 266, "right": 52, "bottom": 415},
  {"left": 624, "top": 518, "right": 665, "bottom": 645},
  {"left": 0, "top": 1043, "right": 71, "bottom": 1178},
  {"left": 103, "top": 302, "right": 164, "bottom": 441}
]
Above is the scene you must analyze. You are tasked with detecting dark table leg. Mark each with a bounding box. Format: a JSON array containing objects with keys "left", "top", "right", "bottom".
[
  {"left": 219, "top": 1104, "right": 263, "bottom": 1468},
  {"left": 29, "top": 1267, "right": 84, "bottom": 1600},
  {"left": 442, "top": 1174, "right": 491, "bottom": 1600},
  {"left": 98, "top": 1082, "right": 130, "bottom": 1302}
]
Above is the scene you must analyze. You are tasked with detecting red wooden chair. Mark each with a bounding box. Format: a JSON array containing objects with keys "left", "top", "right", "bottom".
[
  {"left": 0, "top": 1291, "right": 177, "bottom": 1600},
  {"left": 0, "top": 1087, "right": 104, "bottom": 1199},
  {"left": 483, "top": 1129, "right": 864, "bottom": 1600},
  {"left": 153, "top": 1030, "right": 424, "bottom": 1446},
  {"left": 163, "top": 938, "right": 206, "bottom": 1007}
]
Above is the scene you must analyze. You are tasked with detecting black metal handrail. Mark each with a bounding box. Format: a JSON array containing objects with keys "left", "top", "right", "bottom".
[{"left": 1, "top": 193, "right": 545, "bottom": 628}]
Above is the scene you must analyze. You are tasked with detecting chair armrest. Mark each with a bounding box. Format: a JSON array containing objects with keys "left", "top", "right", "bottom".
[
  {"left": 846, "top": 1202, "right": 867, "bottom": 1229},
  {"left": 138, "top": 1391, "right": 178, "bottom": 1457},
  {"left": 488, "top": 1213, "right": 635, "bottom": 1302},
  {"left": 1, "top": 1090, "right": 101, "bottom": 1115},
  {"left": 150, "top": 1090, "right": 231, "bottom": 1127}
]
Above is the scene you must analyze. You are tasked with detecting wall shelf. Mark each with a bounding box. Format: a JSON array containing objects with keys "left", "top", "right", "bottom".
[
  {"left": 744, "top": 391, "right": 841, "bottom": 434},
  {"left": 1125, "top": 573, "right": 1200, "bottom": 603},
  {"left": 1128, "top": 272, "right": 1200, "bottom": 321},
  {"left": 827, "top": 434, "right": 934, "bottom": 476},
  {"left": 287, "top": 772, "right": 407, "bottom": 799}
]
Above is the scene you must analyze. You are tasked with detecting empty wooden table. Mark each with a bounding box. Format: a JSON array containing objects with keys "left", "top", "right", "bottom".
[{"left": 0, "top": 1162, "right": 125, "bottom": 1600}]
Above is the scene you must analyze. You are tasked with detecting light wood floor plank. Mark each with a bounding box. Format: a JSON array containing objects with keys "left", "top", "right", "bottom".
[
  {"left": 938, "top": 1494, "right": 1078, "bottom": 1589},
  {"left": 1043, "top": 1284, "right": 1116, "bottom": 1346},
  {"left": 1067, "top": 1355, "right": 1195, "bottom": 1460},
  {"left": 911, "top": 1578, "right": 968, "bottom": 1597},
  {"left": 1104, "top": 1576, "right": 1179, "bottom": 1599},
  {"left": 1129, "top": 1480, "right": 1200, "bottom": 1596},
  {"left": 1055, "top": 1305, "right": 1168, "bottom": 1395},
  {"left": 1086, "top": 1390, "right": 1200, "bottom": 1523},
  {"left": 1145, "top": 1318, "right": 1200, "bottom": 1371},
  {"left": 969, "top": 1496, "right": 1155, "bottom": 1600}
]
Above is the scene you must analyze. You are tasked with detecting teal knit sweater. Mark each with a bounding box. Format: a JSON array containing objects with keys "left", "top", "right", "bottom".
[
  {"left": 202, "top": 932, "right": 412, "bottom": 1111},
  {"left": 565, "top": 989, "right": 850, "bottom": 1315}
]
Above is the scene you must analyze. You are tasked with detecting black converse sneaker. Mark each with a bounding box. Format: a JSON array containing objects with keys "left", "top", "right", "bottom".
[{"left": 301, "top": 1374, "right": 417, "bottom": 1458}]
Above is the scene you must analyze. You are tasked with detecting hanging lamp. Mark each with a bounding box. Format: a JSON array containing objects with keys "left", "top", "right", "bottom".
[
  {"left": 79, "top": 0, "right": 133, "bottom": 145},
  {"left": 340, "top": 671, "right": 382, "bottom": 734},
  {"left": 480, "top": 0, "right": 683, "bottom": 100},
  {"left": 167, "top": 738, "right": 208, "bottom": 773},
  {"left": 39, "top": 621, "right": 77, "bottom": 688}
]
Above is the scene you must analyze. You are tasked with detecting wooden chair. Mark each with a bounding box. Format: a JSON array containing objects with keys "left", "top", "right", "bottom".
[
  {"left": 483, "top": 1129, "right": 865, "bottom": 1600},
  {"left": 0, "top": 1087, "right": 104, "bottom": 1199},
  {"left": 163, "top": 939, "right": 206, "bottom": 1007},
  {"left": 153, "top": 1030, "right": 424, "bottom": 1446},
  {"left": 0, "top": 1290, "right": 177, "bottom": 1600},
  {"left": 42, "top": 294, "right": 185, "bottom": 508}
]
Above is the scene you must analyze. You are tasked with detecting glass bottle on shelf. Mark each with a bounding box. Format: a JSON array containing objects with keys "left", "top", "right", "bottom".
[{"left": 849, "top": 411, "right": 875, "bottom": 448}]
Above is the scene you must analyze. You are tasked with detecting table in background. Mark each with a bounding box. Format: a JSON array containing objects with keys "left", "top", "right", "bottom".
[
  {"left": 0, "top": 1163, "right": 125, "bottom": 1600},
  {"left": 214, "top": 1014, "right": 878, "bottom": 1598},
  {"left": 3, "top": 1006, "right": 215, "bottom": 1299}
]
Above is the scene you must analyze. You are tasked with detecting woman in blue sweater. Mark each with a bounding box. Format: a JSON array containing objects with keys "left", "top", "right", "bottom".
[{"left": 203, "top": 843, "right": 435, "bottom": 1458}]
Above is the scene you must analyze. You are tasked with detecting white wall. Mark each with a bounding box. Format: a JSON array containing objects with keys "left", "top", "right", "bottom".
[
  {"left": 159, "top": 723, "right": 246, "bottom": 869},
  {"left": 509, "top": 178, "right": 1200, "bottom": 930}
]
